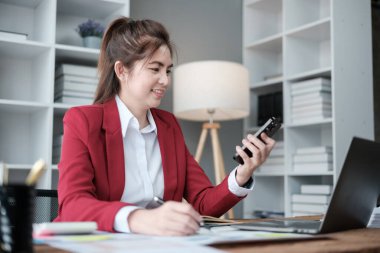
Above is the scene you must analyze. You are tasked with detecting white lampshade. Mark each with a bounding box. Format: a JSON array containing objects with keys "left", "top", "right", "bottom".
[{"left": 173, "top": 60, "right": 249, "bottom": 121}]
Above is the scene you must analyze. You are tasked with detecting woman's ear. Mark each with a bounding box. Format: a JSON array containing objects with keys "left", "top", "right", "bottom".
[{"left": 114, "top": 61, "right": 127, "bottom": 81}]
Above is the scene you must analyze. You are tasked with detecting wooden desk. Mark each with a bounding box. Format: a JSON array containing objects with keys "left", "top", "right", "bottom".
[
  {"left": 34, "top": 228, "right": 380, "bottom": 253},
  {"left": 214, "top": 228, "right": 380, "bottom": 253}
]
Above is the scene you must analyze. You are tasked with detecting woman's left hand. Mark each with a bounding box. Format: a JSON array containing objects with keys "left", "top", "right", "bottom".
[{"left": 235, "top": 133, "right": 276, "bottom": 186}]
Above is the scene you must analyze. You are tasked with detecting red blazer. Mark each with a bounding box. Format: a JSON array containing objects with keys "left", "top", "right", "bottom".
[{"left": 55, "top": 98, "right": 242, "bottom": 232}]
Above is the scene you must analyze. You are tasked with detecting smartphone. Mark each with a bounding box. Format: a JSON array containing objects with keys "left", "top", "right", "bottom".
[{"left": 233, "top": 117, "right": 281, "bottom": 165}]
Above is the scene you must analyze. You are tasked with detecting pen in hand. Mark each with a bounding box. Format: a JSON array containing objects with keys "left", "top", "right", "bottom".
[
  {"left": 153, "top": 196, "right": 205, "bottom": 226},
  {"left": 153, "top": 196, "right": 165, "bottom": 206}
]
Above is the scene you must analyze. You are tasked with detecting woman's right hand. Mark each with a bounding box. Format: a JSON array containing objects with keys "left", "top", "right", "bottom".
[{"left": 128, "top": 201, "right": 202, "bottom": 236}]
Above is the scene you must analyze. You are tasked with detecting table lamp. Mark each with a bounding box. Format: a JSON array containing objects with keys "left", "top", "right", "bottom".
[{"left": 173, "top": 60, "right": 249, "bottom": 219}]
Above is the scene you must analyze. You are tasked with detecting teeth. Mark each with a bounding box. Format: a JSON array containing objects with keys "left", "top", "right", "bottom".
[{"left": 152, "top": 89, "right": 164, "bottom": 93}]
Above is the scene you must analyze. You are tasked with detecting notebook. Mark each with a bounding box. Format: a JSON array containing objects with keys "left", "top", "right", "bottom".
[{"left": 233, "top": 137, "right": 380, "bottom": 234}]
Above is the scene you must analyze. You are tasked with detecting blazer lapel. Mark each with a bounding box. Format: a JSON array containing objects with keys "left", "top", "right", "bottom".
[
  {"left": 152, "top": 110, "right": 178, "bottom": 201},
  {"left": 102, "top": 99, "right": 125, "bottom": 201}
]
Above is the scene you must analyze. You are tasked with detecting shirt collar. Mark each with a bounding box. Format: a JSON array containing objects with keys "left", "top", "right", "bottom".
[{"left": 115, "top": 95, "right": 157, "bottom": 138}]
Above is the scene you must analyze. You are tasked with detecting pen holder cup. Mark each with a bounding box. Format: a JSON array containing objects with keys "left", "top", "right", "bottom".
[{"left": 0, "top": 184, "right": 35, "bottom": 253}]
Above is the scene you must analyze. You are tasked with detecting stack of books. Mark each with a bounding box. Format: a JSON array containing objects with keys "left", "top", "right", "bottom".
[
  {"left": 293, "top": 146, "right": 332, "bottom": 172},
  {"left": 258, "top": 141, "right": 284, "bottom": 173},
  {"left": 290, "top": 78, "right": 331, "bottom": 124},
  {"left": 52, "top": 135, "right": 63, "bottom": 164},
  {"left": 291, "top": 184, "right": 332, "bottom": 216},
  {"left": 54, "top": 64, "right": 98, "bottom": 105}
]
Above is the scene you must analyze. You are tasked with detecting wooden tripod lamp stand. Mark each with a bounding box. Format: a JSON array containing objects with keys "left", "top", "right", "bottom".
[{"left": 173, "top": 61, "right": 250, "bottom": 220}]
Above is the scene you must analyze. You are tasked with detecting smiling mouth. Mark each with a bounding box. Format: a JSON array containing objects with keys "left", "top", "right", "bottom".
[{"left": 151, "top": 88, "right": 165, "bottom": 95}]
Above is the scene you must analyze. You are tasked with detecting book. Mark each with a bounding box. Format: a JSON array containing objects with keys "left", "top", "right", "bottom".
[
  {"left": 55, "top": 64, "right": 98, "bottom": 78},
  {"left": 258, "top": 165, "right": 284, "bottom": 173},
  {"left": 55, "top": 74, "right": 98, "bottom": 84},
  {"left": 290, "top": 77, "right": 331, "bottom": 90},
  {"left": 265, "top": 156, "right": 284, "bottom": 164},
  {"left": 55, "top": 77, "right": 97, "bottom": 93},
  {"left": 55, "top": 96, "right": 93, "bottom": 105},
  {"left": 292, "top": 97, "right": 332, "bottom": 107},
  {"left": 292, "top": 91, "right": 331, "bottom": 102},
  {"left": 55, "top": 90, "right": 94, "bottom": 99},
  {"left": 291, "top": 104, "right": 332, "bottom": 114},
  {"left": 293, "top": 162, "right": 332, "bottom": 172},
  {"left": 291, "top": 86, "right": 331, "bottom": 96},
  {"left": 291, "top": 194, "right": 331, "bottom": 204},
  {"left": 257, "top": 91, "right": 283, "bottom": 126},
  {"left": 292, "top": 203, "right": 328, "bottom": 213},
  {"left": 0, "top": 30, "right": 28, "bottom": 40},
  {"left": 300, "top": 185, "right": 333, "bottom": 195},
  {"left": 269, "top": 147, "right": 284, "bottom": 156},
  {"left": 293, "top": 153, "right": 332, "bottom": 163}
]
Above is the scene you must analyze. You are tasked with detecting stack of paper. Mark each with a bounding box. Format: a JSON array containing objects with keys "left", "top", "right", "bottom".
[
  {"left": 368, "top": 207, "right": 380, "bottom": 228},
  {"left": 291, "top": 184, "right": 333, "bottom": 216},
  {"left": 290, "top": 78, "right": 332, "bottom": 124},
  {"left": 258, "top": 141, "right": 284, "bottom": 173},
  {"left": 54, "top": 64, "right": 98, "bottom": 105},
  {"left": 293, "top": 146, "right": 332, "bottom": 173}
]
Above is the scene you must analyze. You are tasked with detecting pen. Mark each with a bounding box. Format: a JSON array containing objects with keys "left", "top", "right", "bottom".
[
  {"left": 153, "top": 196, "right": 165, "bottom": 206},
  {"left": 25, "top": 159, "right": 46, "bottom": 186},
  {"left": 0, "top": 161, "right": 8, "bottom": 186},
  {"left": 153, "top": 196, "right": 205, "bottom": 226}
]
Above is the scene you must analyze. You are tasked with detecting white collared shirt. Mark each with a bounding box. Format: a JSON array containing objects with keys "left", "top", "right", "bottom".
[{"left": 113, "top": 95, "right": 253, "bottom": 233}]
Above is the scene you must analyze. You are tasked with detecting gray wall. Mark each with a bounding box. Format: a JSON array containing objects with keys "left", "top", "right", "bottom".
[
  {"left": 373, "top": 0, "right": 380, "bottom": 141},
  {"left": 130, "top": 0, "right": 244, "bottom": 217}
]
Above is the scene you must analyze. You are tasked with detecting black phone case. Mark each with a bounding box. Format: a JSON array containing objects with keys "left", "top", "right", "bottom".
[{"left": 233, "top": 117, "right": 281, "bottom": 165}]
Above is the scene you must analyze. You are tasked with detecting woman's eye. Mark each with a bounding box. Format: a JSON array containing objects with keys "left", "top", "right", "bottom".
[
  {"left": 150, "top": 68, "right": 160, "bottom": 72},
  {"left": 166, "top": 69, "right": 172, "bottom": 75}
]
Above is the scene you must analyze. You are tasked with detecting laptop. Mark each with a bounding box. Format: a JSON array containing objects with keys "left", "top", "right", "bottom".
[{"left": 233, "top": 137, "right": 380, "bottom": 234}]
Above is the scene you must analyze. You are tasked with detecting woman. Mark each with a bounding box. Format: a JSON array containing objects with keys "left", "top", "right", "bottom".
[{"left": 55, "top": 17, "right": 275, "bottom": 236}]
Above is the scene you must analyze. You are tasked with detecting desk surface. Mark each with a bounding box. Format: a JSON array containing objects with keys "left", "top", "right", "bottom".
[{"left": 34, "top": 228, "right": 380, "bottom": 253}]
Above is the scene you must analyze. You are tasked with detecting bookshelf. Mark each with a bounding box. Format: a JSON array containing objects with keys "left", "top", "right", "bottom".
[
  {"left": 0, "top": 0, "right": 130, "bottom": 189},
  {"left": 242, "top": 0, "right": 374, "bottom": 218}
]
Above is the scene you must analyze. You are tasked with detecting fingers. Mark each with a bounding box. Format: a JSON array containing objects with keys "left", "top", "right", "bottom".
[
  {"left": 129, "top": 201, "right": 202, "bottom": 236},
  {"left": 236, "top": 133, "right": 276, "bottom": 168}
]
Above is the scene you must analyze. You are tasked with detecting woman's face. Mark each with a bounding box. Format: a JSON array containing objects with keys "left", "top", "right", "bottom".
[{"left": 120, "top": 45, "right": 173, "bottom": 112}]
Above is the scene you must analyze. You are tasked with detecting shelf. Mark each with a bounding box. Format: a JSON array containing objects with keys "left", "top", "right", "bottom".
[
  {"left": 286, "top": 18, "right": 331, "bottom": 40},
  {"left": 284, "top": 0, "right": 331, "bottom": 30},
  {"left": 286, "top": 67, "right": 331, "bottom": 82},
  {"left": 55, "top": 44, "right": 100, "bottom": 65},
  {"left": 287, "top": 171, "right": 334, "bottom": 176},
  {"left": 0, "top": 100, "right": 49, "bottom": 112},
  {"left": 246, "top": 33, "right": 282, "bottom": 50},
  {"left": 287, "top": 118, "right": 333, "bottom": 128},
  {"left": 255, "top": 172, "right": 285, "bottom": 177},
  {"left": 0, "top": 0, "right": 130, "bottom": 190},
  {"left": 57, "top": 0, "right": 126, "bottom": 19},
  {"left": 244, "top": 0, "right": 282, "bottom": 43},
  {"left": 251, "top": 78, "right": 283, "bottom": 90},
  {"left": 243, "top": 0, "right": 373, "bottom": 217},
  {"left": 244, "top": 36, "right": 282, "bottom": 84},
  {"left": 285, "top": 19, "right": 331, "bottom": 77},
  {"left": 0, "top": 40, "right": 51, "bottom": 58},
  {"left": 0, "top": 0, "right": 43, "bottom": 8},
  {"left": 0, "top": 0, "right": 55, "bottom": 43}
]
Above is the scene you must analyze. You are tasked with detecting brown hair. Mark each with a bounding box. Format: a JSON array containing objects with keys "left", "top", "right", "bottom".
[{"left": 94, "top": 17, "right": 175, "bottom": 104}]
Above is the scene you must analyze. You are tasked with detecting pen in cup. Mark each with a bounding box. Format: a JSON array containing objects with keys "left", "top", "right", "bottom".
[
  {"left": 153, "top": 196, "right": 205, "bottom": 226},
  {"left": 25, "top": 159, "right": 46, "bottom": 186},
  {"left": 0, "top": 161, "right": 8, "bottom": 186}
]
